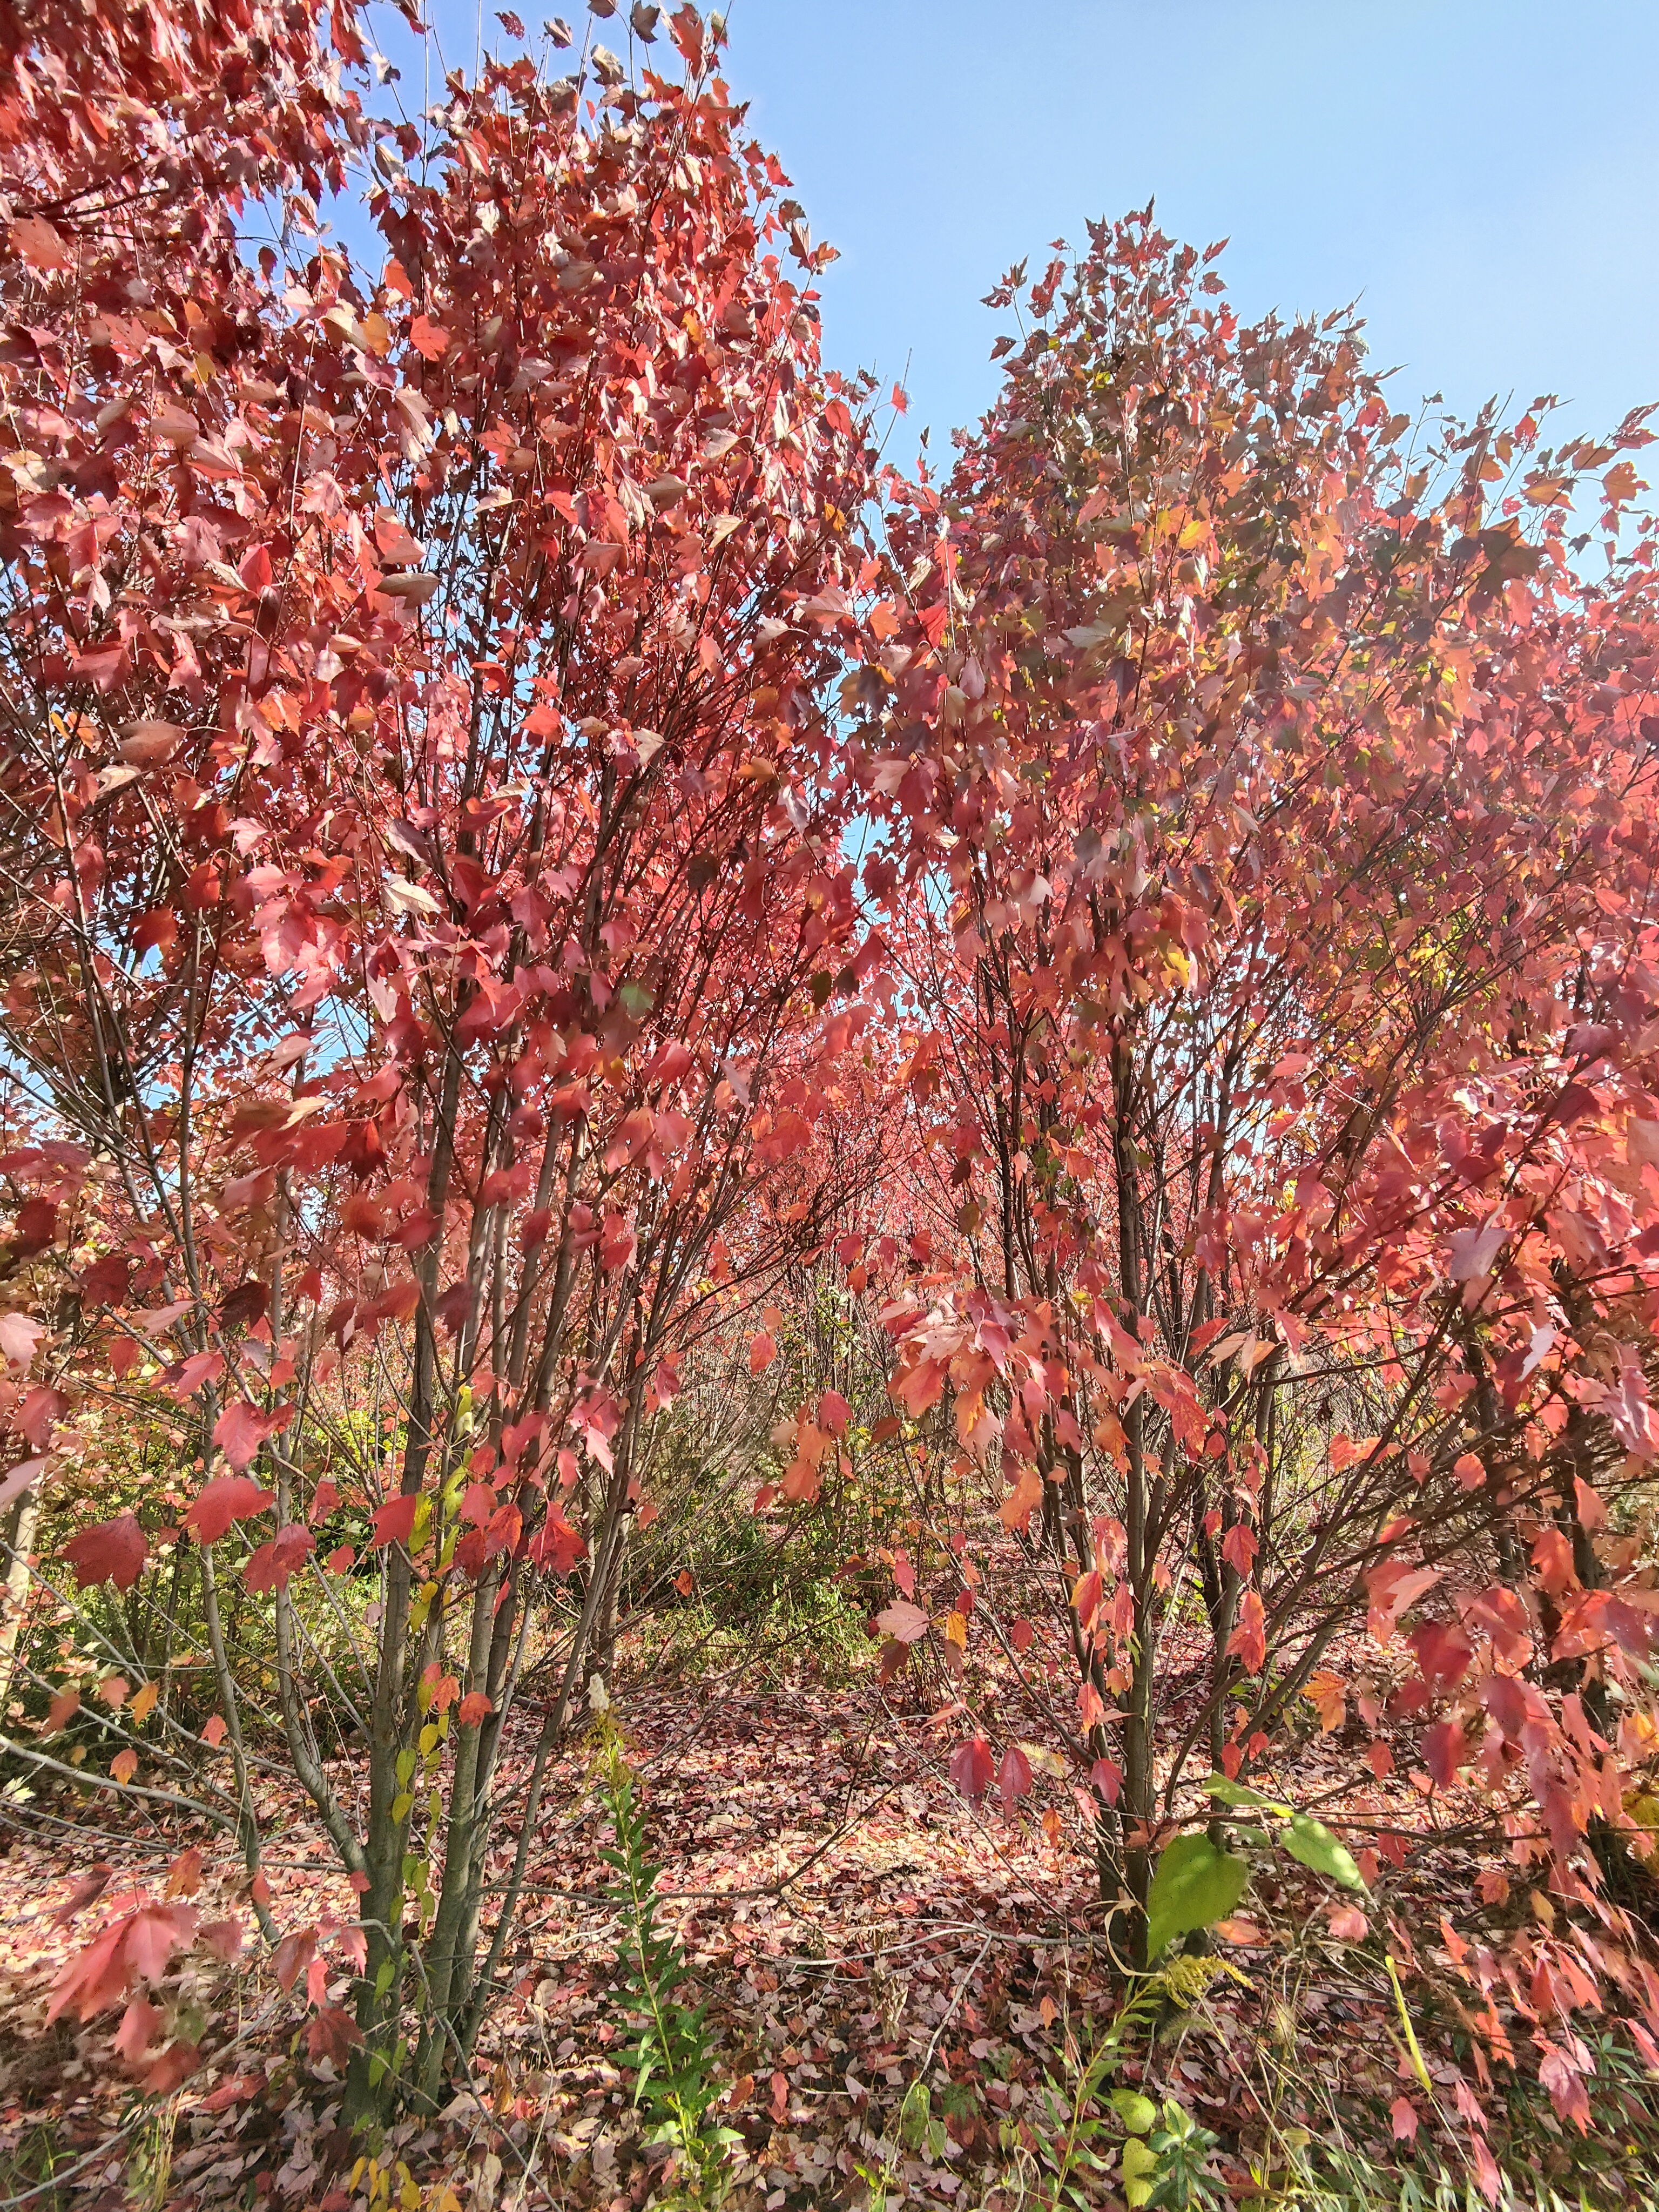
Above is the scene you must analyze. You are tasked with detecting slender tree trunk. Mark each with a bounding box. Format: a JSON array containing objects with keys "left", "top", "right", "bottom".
[{"left": 0, "top": 1491, "right": 39, "bottom": 1700}]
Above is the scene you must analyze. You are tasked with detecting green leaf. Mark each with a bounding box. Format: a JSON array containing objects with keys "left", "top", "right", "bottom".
[
  {"left": 1202, "top": 1773, "right": 1291, "bottom": 1817},
  {"left": 898, "top": 2080, "right": 930, "bottom": 2149},
  {"left": 618, "top": 980, "right": 654, "bottom": 1017},
  {"left": 1144, "top": 1833, "right": 1250, "bottom": 1962},
  {"left": 1111, "top": 2088, "right": 1158, "bottom": 2134},
  {"left": 1282, "top": 1811, "right": 1367, "bottom": 1891}
]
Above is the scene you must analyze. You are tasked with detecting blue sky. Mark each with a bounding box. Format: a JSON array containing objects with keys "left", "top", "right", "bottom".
[{"left": 368, "top": 1, "right": 1659, "bottom": 457}]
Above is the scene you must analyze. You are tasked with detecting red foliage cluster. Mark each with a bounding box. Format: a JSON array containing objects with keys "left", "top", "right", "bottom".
[
  {"left": 844, "top": 214, "right": 1659, "bottom": 2126},
  {"left": 3, "top": 1, "right": 1658, "bottom": 2160}
]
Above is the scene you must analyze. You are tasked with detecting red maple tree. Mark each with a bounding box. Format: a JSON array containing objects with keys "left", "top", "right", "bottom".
[
  {"left": 855, "top": 214, "right": 1659, "bottom": 2133},
  {"left": 1, "top": 0, "right": 882, "bottom": 2108}
]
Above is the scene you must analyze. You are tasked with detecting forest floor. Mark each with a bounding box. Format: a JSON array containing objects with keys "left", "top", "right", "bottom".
[{"left": 2, "top": 1645, "right": 1657, "bottom": 2212}]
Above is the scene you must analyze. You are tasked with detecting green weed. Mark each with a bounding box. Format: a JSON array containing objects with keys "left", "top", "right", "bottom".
[{"left": 594, "top": 1718, "right": 738, "bottom": 2205}]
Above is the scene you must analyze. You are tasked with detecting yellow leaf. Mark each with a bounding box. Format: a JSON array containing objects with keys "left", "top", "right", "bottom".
[
  {"left": 129, "top": 1680, "right": 158, "bottom": 1724},
  {"left": 1122, "top": 2136, "right": 1158, "bottom": 2207}
]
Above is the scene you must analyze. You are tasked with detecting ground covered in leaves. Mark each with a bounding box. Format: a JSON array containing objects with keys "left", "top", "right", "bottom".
[{"left": 2, "top": 1655, "right": 1656, "bottom": 2212}]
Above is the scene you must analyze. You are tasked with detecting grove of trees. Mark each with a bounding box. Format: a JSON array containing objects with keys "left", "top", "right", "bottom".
[{"left": 2, "top": 3, "right": 1657, "bottom": 2207}]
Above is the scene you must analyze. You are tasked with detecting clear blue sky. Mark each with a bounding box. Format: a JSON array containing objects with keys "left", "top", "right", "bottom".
[{"left": 369, "top": 1, "right": 1659, "bottom": 454}]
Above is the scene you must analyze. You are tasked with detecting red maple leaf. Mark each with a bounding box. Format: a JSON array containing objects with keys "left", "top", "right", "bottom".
[{"left": 63, "top": 1513, "right": 148, "bottom": 1591}]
